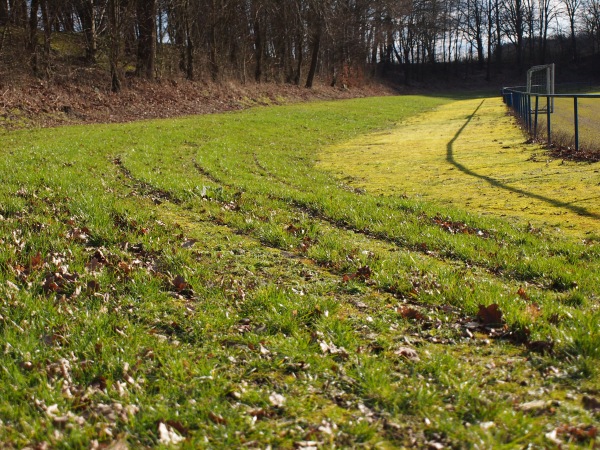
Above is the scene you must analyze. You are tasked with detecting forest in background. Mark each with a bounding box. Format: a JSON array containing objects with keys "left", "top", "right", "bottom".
[{"left": 0, "top": 0, "right": 599, "bottom": 94}]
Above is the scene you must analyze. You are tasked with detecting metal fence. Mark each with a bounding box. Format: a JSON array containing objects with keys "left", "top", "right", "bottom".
[{"left": 501, "top": 86, "right": 600, "bottom": 152}]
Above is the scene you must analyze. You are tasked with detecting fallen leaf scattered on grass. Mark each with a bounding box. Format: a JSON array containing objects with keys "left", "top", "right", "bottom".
[
  {"left": 517, "top": 286, "right": 530, "bottom": 300},
  {"left": 582, "top": 395, "right": 600, "bottom": 411},
  {"left": 524, "top": 303, "right": 542, "bottom": 320},
  {"left": 397, "top": 306, "right": 426, "bottom": 321},
  {"left": 525, "top": 340, "right": 554, "bottom": 355},
  {"left": 42, "top": 269, "right": 80, "bottom": 297},
  {"left": 29, "top": 251, "right": 43, "bottom": 270},
  {"left": 87, "top": 280, "right": 100, "bottom": 293},
  {"left": 181, "top": 239, "right": 197, "bottom": 248},
  {"left": 269, "top": 392, "right": 286, "bottom": 407},
  {"left": 208, "top": 411, "right": 227, "bottom": 425},
  {"left": 172, "top": 275, "right": 188, "bottom": 291},
  {"left": 285, "top": 224, "right": 305, "bottom": 236},
  {"left": 117, "top": 261, "right": 132, "bottom": 274},
  {"left": 476, "top": 304, "right": 503, "bottom": 326},
  {"left": 555, "top": 424, "right": 598, "bottom": 443},
  {"left": 248, "top": 408, "right": 272, "bottom": 419},
  {"left": 319, "top": 340, "right": 349, "bottom": 358},
  {"left": 342, "top": 265, "right": 372, "bottom": 282},
  {"left": 432, "top": 214, "right": 489, "bottom": 238},
  {"left": 394, "top": 346, "right": 420, "bottom": 362},
  {"left": 516, "top": 400, "right": 556, "bottom": 415},
  {"left": 170, "top": 275, "right": 195, "bottom": 298},
  {"left": 158, "top": 422, "right": 185, "bottom": 445}
]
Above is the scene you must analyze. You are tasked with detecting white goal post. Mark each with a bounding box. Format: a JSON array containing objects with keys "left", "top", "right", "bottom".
[{"left": 527, "top": 63, "right": 555, "bottom": 112}]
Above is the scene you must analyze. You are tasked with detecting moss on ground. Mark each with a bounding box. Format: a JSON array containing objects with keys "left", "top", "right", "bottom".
[{"left": 318, "top": 96, "right": 600, "bottom": 238}]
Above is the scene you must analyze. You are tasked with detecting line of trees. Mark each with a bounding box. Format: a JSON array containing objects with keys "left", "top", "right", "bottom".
[{"left": 0, "top": 0, "right": 598, "bottom": 90}]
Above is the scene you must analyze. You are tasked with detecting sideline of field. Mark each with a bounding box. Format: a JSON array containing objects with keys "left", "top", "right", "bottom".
[{"left": 318, "top": 96, "right": 600, "bottom": 238}]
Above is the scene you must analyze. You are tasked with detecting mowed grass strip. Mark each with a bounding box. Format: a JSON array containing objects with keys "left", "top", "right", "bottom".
[
  {"left": 1, "top": 95, "right": 599, "bottom": 448},
  {"left": 319, "top": 96, "right": 600, "bottom": 237}
]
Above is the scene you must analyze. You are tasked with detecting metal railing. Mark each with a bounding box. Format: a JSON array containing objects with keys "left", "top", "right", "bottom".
[{"left": 502, "top": 86, "right": 600, "bottom": 152}]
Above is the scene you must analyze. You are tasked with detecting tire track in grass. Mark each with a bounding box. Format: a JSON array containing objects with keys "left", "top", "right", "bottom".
[
  {"left": 101, "top": 139, "right": 600, "bottom": 448},
  {"left": 213, "top": 152, "right": 584, "bottom": 292},
  {"left": 111, "top": 151, "right": 575, "bottom": 339},
  {"left": 113, "top": 155, "right": 543, "bottom": 361},
  {"left": 115, "top": 147, "right": 585, "bottom": 301}
]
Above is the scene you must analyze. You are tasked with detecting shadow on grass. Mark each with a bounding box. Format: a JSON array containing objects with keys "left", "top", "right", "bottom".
[{"left": 446, "top": 99, "right": 600, "bottom": 221}]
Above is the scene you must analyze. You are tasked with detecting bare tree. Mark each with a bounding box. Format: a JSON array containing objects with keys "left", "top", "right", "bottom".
[
  {"left": 503, "top": 0, "right": 525, "bottom": 72},
  {"left": 537, "top": 0, "right": 557, "bottom": 62},
  {"left": 462, "top": 0, "right": 486, "bottom": 68},
  {"left": 108, "top": 0, "right": 121, "bottom": 91},
  {"left": 562, "top": 0, "right": 582, "bottom": 60},
  {"left": 581, "top": 0, "right": 600, "bottom": 52},
  {"left": 28, "top": 0, "right": 40, "bottom": 75},
  {"left": 305, "top": 0, "right": 326, "bottom": 88},
  {"left": 0, "top": 0, "right": 9, "bottom": 26},
  {"left": 136, "top": 0, "right": 157, "bottom": 77}
]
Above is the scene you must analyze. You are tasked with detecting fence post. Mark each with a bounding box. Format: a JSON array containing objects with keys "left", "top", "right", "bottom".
[
  {"left": 574, "top": 96, "right": 579, "bottom": 151},
  {"left": 520, "top": 92, "right": 524, "bottom": 120},
  {"left": 546, "top": 95, "right": 551, "bottom": 146},
  {"left": 534, "top": 95, "right": 539, "bottom": 139},
  {"left": 527, "top": 94, "right": 532, "bottom": 131}
]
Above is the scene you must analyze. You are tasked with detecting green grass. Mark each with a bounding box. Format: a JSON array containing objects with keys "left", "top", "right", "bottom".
[{"left": 1, "top": 95, "right": 599, "bottom": 448}]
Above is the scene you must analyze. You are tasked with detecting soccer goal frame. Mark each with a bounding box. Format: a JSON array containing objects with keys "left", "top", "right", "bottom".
[{"left": 527, "top": 63, "right": 555, "bottom": 112}]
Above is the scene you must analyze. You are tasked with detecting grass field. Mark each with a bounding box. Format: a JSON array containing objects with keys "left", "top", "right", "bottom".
[
  {"left": 319, "top": 96, "right": 600, "bottom": 238},
  {"left": 1, "top": 95, "right": 599, "bottom": 448},
  {"left": 551, "top": 94, "right": 600, "bottom": 151}
]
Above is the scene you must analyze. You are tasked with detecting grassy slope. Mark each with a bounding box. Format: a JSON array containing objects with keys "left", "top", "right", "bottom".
[{"left": 1, "top": 95, "right": 599, "bottom": 448}]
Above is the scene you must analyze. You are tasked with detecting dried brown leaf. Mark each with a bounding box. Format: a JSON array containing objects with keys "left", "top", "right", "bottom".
[
  {"left": 208, "top": 411, "right": 227, "bottom": 425},
  {"left": 172, "top": 275, "right": 188, "bottom": 292},
  {"left": 556, "top": 424, "right": 597, "bottom": 442},
  {"left": 517, "top": 286, "right": 530, "bottom": 300},
  {"left": 477, "top": 304, "right": 503, "bottom": 325},
  {"left": 398, "top": 307, "right": 426, "bottom": 321},
  {"left": 87, "top": 280, "right": 100, "bottom": 293},
  {"left": 29, "top": 252, "right": 43, "bottom": 270},
  {"left": 394, "top": 346, "right": 420, "bottom": 362}
]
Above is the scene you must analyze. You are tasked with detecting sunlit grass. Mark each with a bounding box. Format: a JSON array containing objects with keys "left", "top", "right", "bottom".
[
  {"left": 550, "top": 96, "right": 600, "bottom": 151},
  {"left": 1, "top": 95, "right": 599, "bottom": 448}
]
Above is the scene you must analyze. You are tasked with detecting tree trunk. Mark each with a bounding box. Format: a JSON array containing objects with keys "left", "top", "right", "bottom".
[
  {"left": 136, "top": 0, "right": 156, "bottom": 79},
  {"left": 253, "top": 12, "right": 263, "bottom": 82},
  {"left": 108, "top": 0, "right": 121, "bottom": 92},
  {"left": 186, "top": 29, "right": 194, "bottom": 80},
  {"left": 494, "top": 0, "right": 502, "bottom": 69},
  {"left": 0, "top": 0, "right": 9, "bottom": 26},
  {"left": 41, "top": 0, "right": 56, "bottom": 77},
  {"left": 294, "top": 34, "right": 303, "bottom": 85},
  {"left": 28, "top": 0, "right": 40, "bottom": 76},
  {"left": 486, "top": 0, "right": 493, "bottom": 80},
  {"left": 570, "top": 17, "right": 577, "bottom": 61},
  {"left": 305, "top": 28, "right": 320, "bottom": 88},
  {"left": 9, "top": 0, "right": 27, "bottom": 27},
  {"left": 78, "top": 0, "right": 97, "bottom": 63}
]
